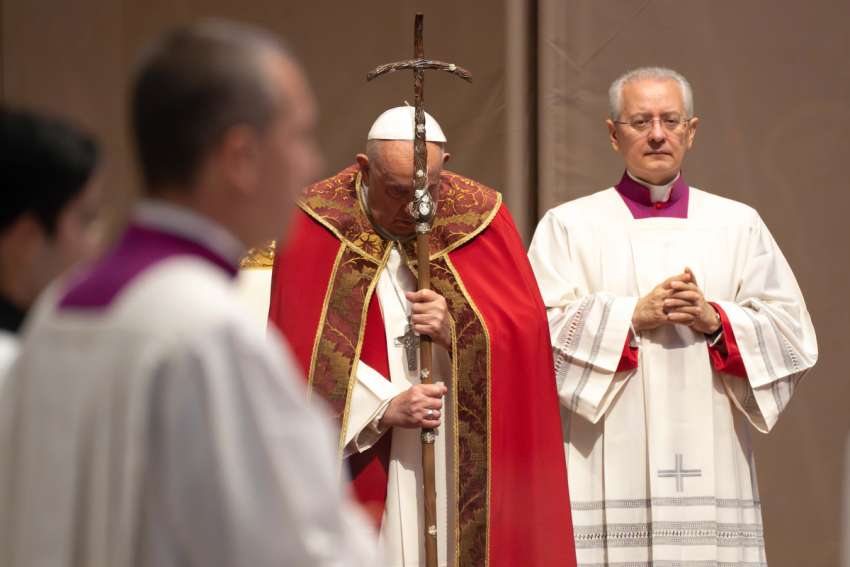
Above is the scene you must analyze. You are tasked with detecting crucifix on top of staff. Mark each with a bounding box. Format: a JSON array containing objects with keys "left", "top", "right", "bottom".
[{"left": 366, "top": 13, "right": 471, "bottom": 567}]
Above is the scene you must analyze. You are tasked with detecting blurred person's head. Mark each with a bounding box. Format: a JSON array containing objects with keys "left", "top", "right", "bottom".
[
  {"left": 0, "top": 107, "right": 102, "bottom": 313},
  {"left": 130, "top": 19, "right": 322, "bottom": 248}
]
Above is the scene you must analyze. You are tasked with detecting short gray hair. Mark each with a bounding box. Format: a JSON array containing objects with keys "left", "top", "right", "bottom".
[
  {"left": 131, "top": 19, "right": 290, "bottom": 192},
  {"left": 608, "top": 67, "right": 693, "bottom": 120}
]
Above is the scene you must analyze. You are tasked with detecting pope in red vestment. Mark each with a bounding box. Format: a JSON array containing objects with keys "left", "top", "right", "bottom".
[{"left": 269, "top": 108, "right": 576, "bottom": 567}]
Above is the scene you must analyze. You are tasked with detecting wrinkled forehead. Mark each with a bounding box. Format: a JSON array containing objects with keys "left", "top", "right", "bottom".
[
  {"left": 371, "top": 140, "right": 445, "bottom": 183},
  {"left": 620, "top": 78, "right": 686, "bottom": 115}
]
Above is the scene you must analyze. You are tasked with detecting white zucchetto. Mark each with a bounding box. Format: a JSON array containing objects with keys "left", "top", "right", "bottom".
[{"left": 367, "top": 106, "right": 447, "bottom": 143}]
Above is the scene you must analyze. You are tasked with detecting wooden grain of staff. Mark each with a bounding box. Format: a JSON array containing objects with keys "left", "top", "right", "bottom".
[{"left": 366, "top": 13, "right": 471, "bottom": 567}]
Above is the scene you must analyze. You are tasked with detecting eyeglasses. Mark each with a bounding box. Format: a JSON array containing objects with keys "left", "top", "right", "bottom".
[{"left": 613, "top": 116, "right": 692, "bottom": 134}]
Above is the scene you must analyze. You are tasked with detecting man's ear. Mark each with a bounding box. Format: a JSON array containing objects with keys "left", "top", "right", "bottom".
[
  {"left": 355, "top": 153, "right": 370, "bottom": 184},
  {"left": 686, "top": 116, "right": 699, "bottom": 149},
  {"left": 442, "top": 152, "right": 452, "bottom": 165},
  {"left": 220, "top": 125, "right": 260, "bottom": 195},
  {"left": 606, "top": 119, "right": 620, "bottom": 152}
]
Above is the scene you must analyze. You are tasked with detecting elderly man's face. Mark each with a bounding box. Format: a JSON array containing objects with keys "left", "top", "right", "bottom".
[
  {"left": 606, "top": 78, "right": 698, "bottom": 185},
  {"left": 356, "top": 141, "right": 449, "bottom": 238}
]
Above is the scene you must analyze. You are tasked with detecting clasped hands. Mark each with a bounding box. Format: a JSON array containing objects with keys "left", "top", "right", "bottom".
[
  {"left": 380, "top": 289, "right": 451, "bottom": 430},
  {"left": 631, "top": 267, "right": 721, "bottom": 335}
]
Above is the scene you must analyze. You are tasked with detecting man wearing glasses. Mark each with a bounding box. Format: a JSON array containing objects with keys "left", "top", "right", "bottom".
[{"left": 528, "top": 67, "right": 817, "bottom": 565}]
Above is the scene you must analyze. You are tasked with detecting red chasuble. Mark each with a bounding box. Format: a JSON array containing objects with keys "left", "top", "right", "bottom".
[{"left": 269, "top": 165, "right": 577, "bottom": 567}]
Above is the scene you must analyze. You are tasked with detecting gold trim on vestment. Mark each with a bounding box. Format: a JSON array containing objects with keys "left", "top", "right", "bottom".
[
  {"left": 429, "top": 192, "right": 502, "bottom": 262},
  {"left": 336, "top": 244, "right": 392, "bottom": 462},
  {"left": 239, "top": 240, "right": 276, "bottom": 268},
  {"left": 242, "top": 178, "right": 454, "bottom": 267},
  {"left": 322, "top": 170, "right": 504, "bottom": 262},
  {"left": 299, "top": 201, "right": 382, "bottom": 264},
  {"left": 306, "top": 242, "right": 347, "bottom": 400},
  {"left": 449, "top": 300, "right": 461, "bottom": 564},
  {"left": 424, "top": 255, "right": 490, "bottom": 565},
  {"left": 444, "top": 254, "right": 493, "bottom": 567}
]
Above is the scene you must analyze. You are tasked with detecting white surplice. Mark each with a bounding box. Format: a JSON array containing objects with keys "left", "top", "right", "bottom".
[
  {"left": 0, "top": 330, "right": 17, "bottom": 393},
  {"left": 235, "top": 266, "right": 274, "bottom": 331},
  {"left": 343, "top": 244, "right": 455, "bottom": 567},
  {"left": 0, "top": 202, "right": 378, "bottom": 567},
  {"left": 528, "top": 186, "right": 818, "bottom": 566}
]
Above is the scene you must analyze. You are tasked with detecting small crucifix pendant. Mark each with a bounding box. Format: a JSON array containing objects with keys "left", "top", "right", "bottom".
[{"left": 394, "top": 322, "right": 420, "bottom": 371}]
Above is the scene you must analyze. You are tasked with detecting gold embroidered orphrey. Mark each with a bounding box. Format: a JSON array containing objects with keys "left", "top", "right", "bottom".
[{"left": 297, "top": 165, "right": 501, "bottom": 566}]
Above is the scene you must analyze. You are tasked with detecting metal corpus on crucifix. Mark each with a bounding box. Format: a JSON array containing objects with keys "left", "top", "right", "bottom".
[{"left": 366, "top": 13, "right": 471, "bottom": 567}]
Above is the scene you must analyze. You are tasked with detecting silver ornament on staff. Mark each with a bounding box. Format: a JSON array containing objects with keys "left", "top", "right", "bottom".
[{"left": 366, "top": 13, "right": 471, "bottom": 567}]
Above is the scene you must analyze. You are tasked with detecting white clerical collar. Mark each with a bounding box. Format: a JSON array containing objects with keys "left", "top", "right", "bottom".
[
  {"left": 134, "top": 199, "right": 246, "bottom": 267},
  {"left": 626, "top": 170, "right": 680, "bottom": 203}
]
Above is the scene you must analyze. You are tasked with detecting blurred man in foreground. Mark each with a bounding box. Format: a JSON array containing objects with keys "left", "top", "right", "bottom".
[{"left": 0, "top": 20, "right": 378, "bottom": 567}]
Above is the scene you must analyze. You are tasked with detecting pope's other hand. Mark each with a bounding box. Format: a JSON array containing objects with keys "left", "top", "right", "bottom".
[
  {"left": 406, "top": 289, "right": 452, "bottom": 349},
  {"left": 380, "top": 383, "right": 447, "bottom": 429}
]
